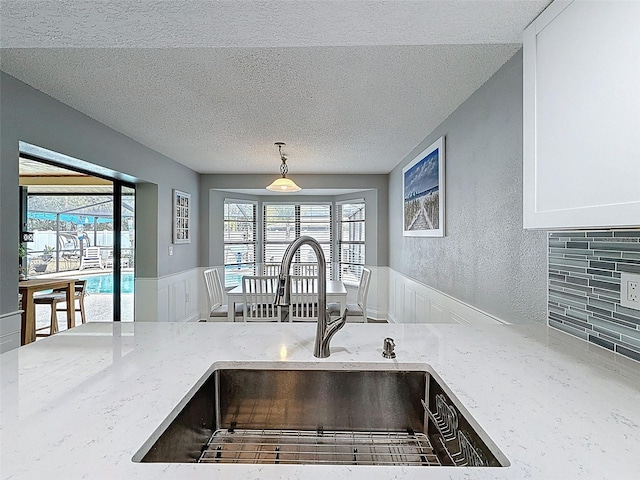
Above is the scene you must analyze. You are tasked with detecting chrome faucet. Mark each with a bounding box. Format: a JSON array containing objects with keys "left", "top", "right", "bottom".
[{"left": 274, "top": 236, "right": 347, "bottom": 358}]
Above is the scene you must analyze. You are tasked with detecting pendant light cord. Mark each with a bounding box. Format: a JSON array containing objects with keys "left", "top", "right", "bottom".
[{"left": 278, "top": 144, "right": 289, "bottom": 178}]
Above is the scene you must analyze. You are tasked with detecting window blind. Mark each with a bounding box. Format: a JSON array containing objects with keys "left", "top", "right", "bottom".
[
  {"left": 263, "top": 203, "right": 332, "bottom": 279},
  {"left": 223, "top": 200, "right": 257, "bottom": 287},
  {"left": 337, "top": 201, "right": 365, "bottom": 284}
]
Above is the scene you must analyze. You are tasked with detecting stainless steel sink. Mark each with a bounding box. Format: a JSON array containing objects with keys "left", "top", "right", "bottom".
[{"left": 134, "top": 363, "right": 508, "bottom": 467}]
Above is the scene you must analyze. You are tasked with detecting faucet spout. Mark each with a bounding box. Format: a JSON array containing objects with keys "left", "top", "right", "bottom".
[{"left": 277, "top": 236, "right": 344, "bottom": 358}]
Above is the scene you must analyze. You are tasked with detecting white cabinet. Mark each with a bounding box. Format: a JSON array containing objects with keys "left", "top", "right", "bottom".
[{"left": 523, "top": 0, "right": 640, "bottom": 229}]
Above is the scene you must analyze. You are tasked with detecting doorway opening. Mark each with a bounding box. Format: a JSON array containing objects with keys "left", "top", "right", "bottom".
[{"left": 19, "top": 154, "right": 136, "bottom": 330}]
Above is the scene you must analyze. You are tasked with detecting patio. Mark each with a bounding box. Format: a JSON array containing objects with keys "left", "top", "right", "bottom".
[
  {"left": 34, "top": 293, "right": 134, "bottom": 336},
  {"left": 29, "top": 267, "right": 135, "bottom": 336},
  {"left": 22, "top": 191, "right": 134, "bottom": 277}
]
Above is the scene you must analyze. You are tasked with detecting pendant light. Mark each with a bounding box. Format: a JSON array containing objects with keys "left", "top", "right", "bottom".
[{"left": 266, "top": 142, "right": 302, "bottom": 192}]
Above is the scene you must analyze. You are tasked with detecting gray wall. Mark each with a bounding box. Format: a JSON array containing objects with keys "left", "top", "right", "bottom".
[
  {"left": 199, "top": 174, "right": 387, "bottom": 268},
  {"left": 389, "top": 51, "right": 548, "bottom": 324},
  {"left": 0, "top": 72, "right": 199, "bottom": 316}
]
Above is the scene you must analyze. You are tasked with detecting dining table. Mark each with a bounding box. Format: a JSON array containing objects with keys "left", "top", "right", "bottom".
[
  {"left": 18, "top": 278, "right": 77, "bottom": 345},
  {"left": 226, "top": 279, "right": 347, "bottom": 322}
]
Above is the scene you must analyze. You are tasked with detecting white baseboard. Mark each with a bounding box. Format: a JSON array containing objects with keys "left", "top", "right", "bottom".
[
  {"left": 387, "top": 310, "right": 400, "bottom": 324},
  {"left": 387, "top": 268, "right": 506, "bottom": 325}
]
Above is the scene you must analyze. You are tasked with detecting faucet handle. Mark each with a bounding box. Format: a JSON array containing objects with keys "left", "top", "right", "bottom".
[
  {"left": 382, "top": 337, "right": 396, "bottom": 359},
  {"left": 274, "top": 273, "right": 290, "bottom": 306}
]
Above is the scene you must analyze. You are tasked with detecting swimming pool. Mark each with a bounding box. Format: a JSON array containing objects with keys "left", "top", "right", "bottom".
[
  {"left": 224, "top": 265, "right": 255, "bottom": 288},
  {"left": 85, "top": 273, "right": 134, "bottom": 294}
]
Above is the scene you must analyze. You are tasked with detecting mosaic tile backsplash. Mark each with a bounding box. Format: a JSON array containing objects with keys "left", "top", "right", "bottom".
[{"left": 548, "top": 230, "right": 640, "bottom": 363}]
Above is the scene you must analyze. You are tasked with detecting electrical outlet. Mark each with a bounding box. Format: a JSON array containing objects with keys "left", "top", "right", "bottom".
[
  {"left": 168, "top": 246, "right": 174, "bottom": 256},
  {"left": 620, "top": 273, "right": 640, "bottom": 310}
]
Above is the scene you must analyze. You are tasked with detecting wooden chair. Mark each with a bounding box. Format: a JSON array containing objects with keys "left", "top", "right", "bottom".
[
  {"left": 80, "top": 247, "right": 104, "bottom": 270},
  {"left": 204, "top": 268, "right": 242, "bottom": 321},
  {"left": 242, "top": 276, "right": 280, "bottom": 322},
  {"left": 329, "top": 267, "right": 371, "bottom": 322},
  {"left": 289, "top": 275, "right": 319, "bottom": 322},
  {"left": 34, "top": 280, "right": 87, "bottom": 336}
]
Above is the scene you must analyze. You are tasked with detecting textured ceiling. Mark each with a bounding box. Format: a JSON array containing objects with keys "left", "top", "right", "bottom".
[{"left": 0, "top": 1, "right": 550, "bottom": 175}]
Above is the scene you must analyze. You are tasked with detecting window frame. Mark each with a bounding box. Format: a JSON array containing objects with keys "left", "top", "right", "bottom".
[
  {"left": 223, "top": 198, "right": 257, "bottom": 288},
  {"left": 337, "top": 199, "right": 366, "bottom": 286}
]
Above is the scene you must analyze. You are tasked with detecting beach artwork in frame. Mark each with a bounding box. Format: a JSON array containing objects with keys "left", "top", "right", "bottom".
[
  {"left": 402, "top": 136, "right": 445, "bottom": 237},
  {"left": 173, "top": 189, "right": 191, "bottom": 244}
]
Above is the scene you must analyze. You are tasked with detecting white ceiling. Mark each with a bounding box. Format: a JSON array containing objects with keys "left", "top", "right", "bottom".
[
  {"left": 19, "top": 158, "right": 87, "bottom": 177},
  {"left": 0, "top": 1, "right": 550, "bottom": 175}
]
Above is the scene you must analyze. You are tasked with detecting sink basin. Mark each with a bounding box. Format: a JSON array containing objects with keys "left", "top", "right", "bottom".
[{"left": 134, "top": 363, "right": 508, "bottom": 467}]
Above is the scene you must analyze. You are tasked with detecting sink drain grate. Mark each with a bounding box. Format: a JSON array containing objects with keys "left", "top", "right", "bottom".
[{"left": 198, "top": 428, "right": 441, "bottom": 466}]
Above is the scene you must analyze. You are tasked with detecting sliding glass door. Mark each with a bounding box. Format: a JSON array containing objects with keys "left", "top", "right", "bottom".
[{"left": 19, "top": 152, "right": 135, "bottom": 324}]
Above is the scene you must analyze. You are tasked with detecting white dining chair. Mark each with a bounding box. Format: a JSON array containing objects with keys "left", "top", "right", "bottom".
[
  {"left": 289, "top": 275, "right": 319, "bottom": 322},
  {"left": 204, "top": 268, "right": 242, "bottom": 321},
  {"left": 261, "top": 263, "right": 281, "bottom": 276},
  {"left": 292, "top": 262, "right": 318, "bottom": 276},
  {"left": 242, "top": 275, "right": 280, "bottom": 322},
  {"left": 329, "top": 267, "right": 371, "bottom": 322}
]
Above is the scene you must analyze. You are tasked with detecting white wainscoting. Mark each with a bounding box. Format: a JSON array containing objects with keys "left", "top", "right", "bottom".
[
  {"left": 135, "top": 268, "right": 202, "bottom": 323},
  {"left": 387, "top": 268, "right": 506, "bottom": 325},
  {"left": 134, "top": 266, "right": 502, "bottom": 325},
  {"left": 0, "top": 310, "right": 22, "bottom": 353}
]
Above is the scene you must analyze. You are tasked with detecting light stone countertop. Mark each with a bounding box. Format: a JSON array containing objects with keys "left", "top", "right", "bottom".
[{"left": 1, "top": 322, "right": 639, "bottom": 480}]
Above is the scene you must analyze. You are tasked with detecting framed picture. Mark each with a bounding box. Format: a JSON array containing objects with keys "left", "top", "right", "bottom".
[
  {"left": 402, "top": 136, "right": 445, "bottom": 237},
  {"left": 173, "top": 189, "right": 191, "bottom": 244}
]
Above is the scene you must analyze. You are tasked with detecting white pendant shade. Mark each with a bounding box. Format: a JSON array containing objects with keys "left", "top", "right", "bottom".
[{"left": 266, "top": 177, "right": 302, "bottom": 192}]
